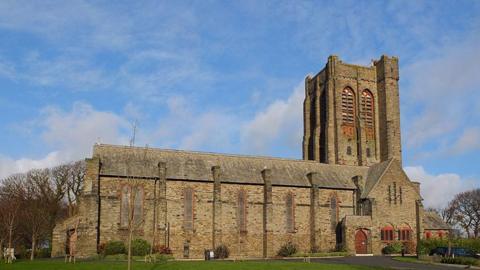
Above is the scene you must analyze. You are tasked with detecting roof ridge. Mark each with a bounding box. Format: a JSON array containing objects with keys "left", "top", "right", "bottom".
[{"left": 94, "top": 143, "right": 371, "bottom": 169}]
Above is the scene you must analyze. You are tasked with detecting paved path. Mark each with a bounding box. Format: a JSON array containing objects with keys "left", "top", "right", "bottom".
[{"left": 308, "top": 256, "right": 462, "bottom": 270}]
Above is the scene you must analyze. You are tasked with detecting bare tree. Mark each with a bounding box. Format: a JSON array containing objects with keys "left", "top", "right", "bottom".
[
  {"left": 439, "top": 203, "right": 457, "bottom": 226},
  {"left": 66, "top": 161, "right": 85, "bottom": 217},
  {"left": 447, "top": 188, "right": 480, "bottom": 238},
  {"left": 0, "top": 160, "right": 86, "bottom": 260},
  {"left": 124, "top": 147, "right": 148, "bottom": 270},
  {"left": 0, "top": 174, "right": 24, "bottom": 252},
  {"left": 23, "top": 170, "right": 51, "bottom": 260}
]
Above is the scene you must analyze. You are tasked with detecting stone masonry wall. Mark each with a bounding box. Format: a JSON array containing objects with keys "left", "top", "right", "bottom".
[
  {"left": 70, "top": 173, "right": 360, "bottom": 259},
  {"left": 53, "top": 160, "right": 422, "bottom": 258},
  {"left": 303, "top": 55, "right": 401, "bottom": 167},
  {"left": 367, "top": 161, "right": 420, "bottom": 254}
]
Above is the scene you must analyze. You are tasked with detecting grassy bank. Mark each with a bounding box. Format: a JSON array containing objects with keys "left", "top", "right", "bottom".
[{"left": 2, "top": 259, "right": 385, "bottom": 270}]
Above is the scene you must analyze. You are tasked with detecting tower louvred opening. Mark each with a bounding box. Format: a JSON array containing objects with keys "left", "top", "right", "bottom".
[{"left": 341, "top": 88, "right": 355, "bottom": 126}]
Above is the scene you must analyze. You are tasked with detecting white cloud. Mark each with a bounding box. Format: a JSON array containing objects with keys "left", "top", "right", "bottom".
[
  {"left": 41, "top": 102, "right": 129, "bottom": 158},
  {"left": 0, "top": 0, "right": 132, "bottom": 50},
  {"left": 0, "top": 1, "right": 212, "bottom": 102},
  {"left": 0, "top": 59, "right": 16, "bottom": 80},
  {"left": 179, "top": 112, "right": 237, "bottom": 151},
  {"left": 152, "top": 96, "right": 239, "bottom": 153},
  {"left": 241, "top": 81, "right": 304, "bottom": 154},
  {"left": 0, "top": 152, "right": 61, "bottom": 179},
  {"left": 450, "top": 127, "right": 480, "bottom": 154},
  {"left": 449, "top": 127, "right": 480, "bottom": 155},
  {"left": 404, "top": 166, "right": 477, "bottom": 209},
  {"left": 0, "top": 102, "right": 129, "bottom": 179},
  {"left": 403, "top": 34, "right": 480, "bottom": 148}
]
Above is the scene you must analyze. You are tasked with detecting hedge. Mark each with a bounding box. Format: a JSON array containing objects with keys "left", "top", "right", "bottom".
[{"left": 418, "top": 238, "right": 480, "bottom": 255}]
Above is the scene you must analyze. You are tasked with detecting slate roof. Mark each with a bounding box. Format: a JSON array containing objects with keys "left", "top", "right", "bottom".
[
  {"left": 361, "top": 159, "right": 393, "bottom": 198},
  {"left": 424, "top": 211, "right": 451, "bottom": 230},
  {"left": 93, "top": 144, "right": 370, "bottom": 189}
]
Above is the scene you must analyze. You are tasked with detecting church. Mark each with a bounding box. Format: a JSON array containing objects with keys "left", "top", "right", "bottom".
[{"left": 52, "top": 55, "right": 446, "bottom": 258}]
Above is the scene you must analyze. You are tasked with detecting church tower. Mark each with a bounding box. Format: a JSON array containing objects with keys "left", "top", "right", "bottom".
[{"left": 302, "top": 55, "right": 402, "bottom": 166}]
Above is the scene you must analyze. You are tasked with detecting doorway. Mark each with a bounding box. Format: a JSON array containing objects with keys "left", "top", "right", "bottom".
[{"left": 354, "top": 229, "right": 368, "bottom": 254}]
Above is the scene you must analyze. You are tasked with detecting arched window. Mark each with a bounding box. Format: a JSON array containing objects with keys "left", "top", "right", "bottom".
[
  {"left": 381, "top": 225, "right": 394, "bottom": 241},
  {"left": 238, "top": 190, "right": 247, "bottom": 233},
  {"left": 286, "top": 193, "right": 295, "bottom": 232},
  {"left": 330, "top": 194, "right": 339, "bottom": 231},
  {"left": 184, "top": 188, "right": 194, "bottom": 230},
  {"left": 120, "top": 185, "right": 130, "bottom": 228},
  {"left": 399, "top": 224, "right": 412, "bottom": 241},
  {"left": 133, "top": 186, "right": 144, "bottom": 226},
  {"left": 120, "top": 184, "right": 144, "bottom": 228},
  {"left": 438, "top": 231, "right": 444, "bottom": 239},
  {"left": 341, "top": 87, "right": 355, "bottom": 126},
  {"left": 361, "top": 90, "right": 374, "bottom": 128},
  {"left": 425, "top": 231, "right": 432, "bottom": 239}
]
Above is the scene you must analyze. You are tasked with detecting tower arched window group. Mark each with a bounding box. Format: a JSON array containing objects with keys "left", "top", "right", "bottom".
[
  {"left": 361, "top": 90, "right": 374, "bottom": 128},
  {"left": 341, "top": 88, "right": 375, "bottom": 128},
  {"left": 341, "top": 88, "right": 355, "bottom": 126}
]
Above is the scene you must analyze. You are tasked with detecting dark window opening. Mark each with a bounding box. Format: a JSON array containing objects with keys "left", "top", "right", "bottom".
[
  {"left": 381, "top": 227, "right": 394, "bottom": 241},
  {"left": 347, "top": 146, "right": 352, "bottom": 156},
  {"left": 238, "top": 190, "right": 247, "bottom": 233},
  {"left": 183, "top": 241, "right": 190, "bottom": 258},
  {"left": 399, "top": 187, "right": 403, "bottom": 204},
  {"left": 330, "top": 195, "right": 338, "bottom": 231},
  {"left": 393, "top": 182, "right": 397, "bottom": 205},
  {"left": 286, "top": 193, "right": 295, "bottom": 232},
  {"left": 184, "top": 188, "right": 194, "bottom": 230},
  {"left": 399, "top": 229, "right": 411, "bottom": 241},
  {"left": 388, "top": 185, "right": 392, "bottom": 205}
]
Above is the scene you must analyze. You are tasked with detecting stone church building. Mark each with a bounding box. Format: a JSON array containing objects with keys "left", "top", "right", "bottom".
[{"left": 52, "top": 55, "right": 447, "bottom": 258}]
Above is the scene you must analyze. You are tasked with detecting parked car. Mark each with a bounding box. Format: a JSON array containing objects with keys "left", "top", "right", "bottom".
[{"left": 430, "top": 247, "right": 479, "bottom": 258}]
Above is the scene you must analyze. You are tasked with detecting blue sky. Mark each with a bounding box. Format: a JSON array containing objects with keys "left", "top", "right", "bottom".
[{"left": 0, "top": 0, "right": 479, "bottom": 208}]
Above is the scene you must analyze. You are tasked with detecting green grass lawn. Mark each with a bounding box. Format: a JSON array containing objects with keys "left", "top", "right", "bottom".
[
  {"left": 1, "top": 259, "right": 385, "bottom": 270},
  {"left": 392, "top": 256, "right": 430, "bottom": 264}
]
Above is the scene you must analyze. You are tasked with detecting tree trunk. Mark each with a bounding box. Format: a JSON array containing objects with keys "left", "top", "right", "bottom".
[
  {"left": 8, "top": 225, "right": 13, "bottom": 249},
  {"left": 31, "top": 233, "right": 36, "bottom": 260},
  {"left": 128, "top": 228, "right": 133, "bottom": 270},
  {"left": 150, "top": 180, "right": 157, "bottom": 259},
  {"left": 465, "top": 228, "right": 471, "bottom": 238}
]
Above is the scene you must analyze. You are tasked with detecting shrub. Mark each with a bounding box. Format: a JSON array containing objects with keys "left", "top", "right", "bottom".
[
  {"left": 131, "top": 239, "right": 151, "bottom": 256},
  {"left": 310, "top": 245, "right": 320, "bottom": 253},
  {"left": 441, "top": 257, "right": 479, "bottom": 266},
  {"left": 277, "top": 242, "right": 298, "bottom": 257},
  {"left": 214, "top": 244, "right": 230, "bottom": 259},
  {"left": 98, "top": 242, "right": 106, "bottom": 256},
  {"left": 418, "top": 238, "right": 480, "bottom": 255},
  {"left": 154, "top": 245, "right": 172, "bottom": 255},
  {"left": 35, "top": 247, "right": 51, "bottom": 258},
  {"left": 16, "top": 246, "right": 28, "bottom": 259},
  {"left": 104, "top": 240, "right": 126, "bottom": 255},
  {"left": 403, "top": 241, "right": 416, "bottom": 254},
  {"left": 382, "top": 241, "right": 403, "bottom": 254},
  {"left": 418, "top": 239, "right": 448, "bottom": 255}
]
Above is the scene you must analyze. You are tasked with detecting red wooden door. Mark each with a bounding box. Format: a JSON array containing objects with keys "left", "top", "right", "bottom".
[{"left": 355, "top": 229, "right": 367, "bottom": 254}]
